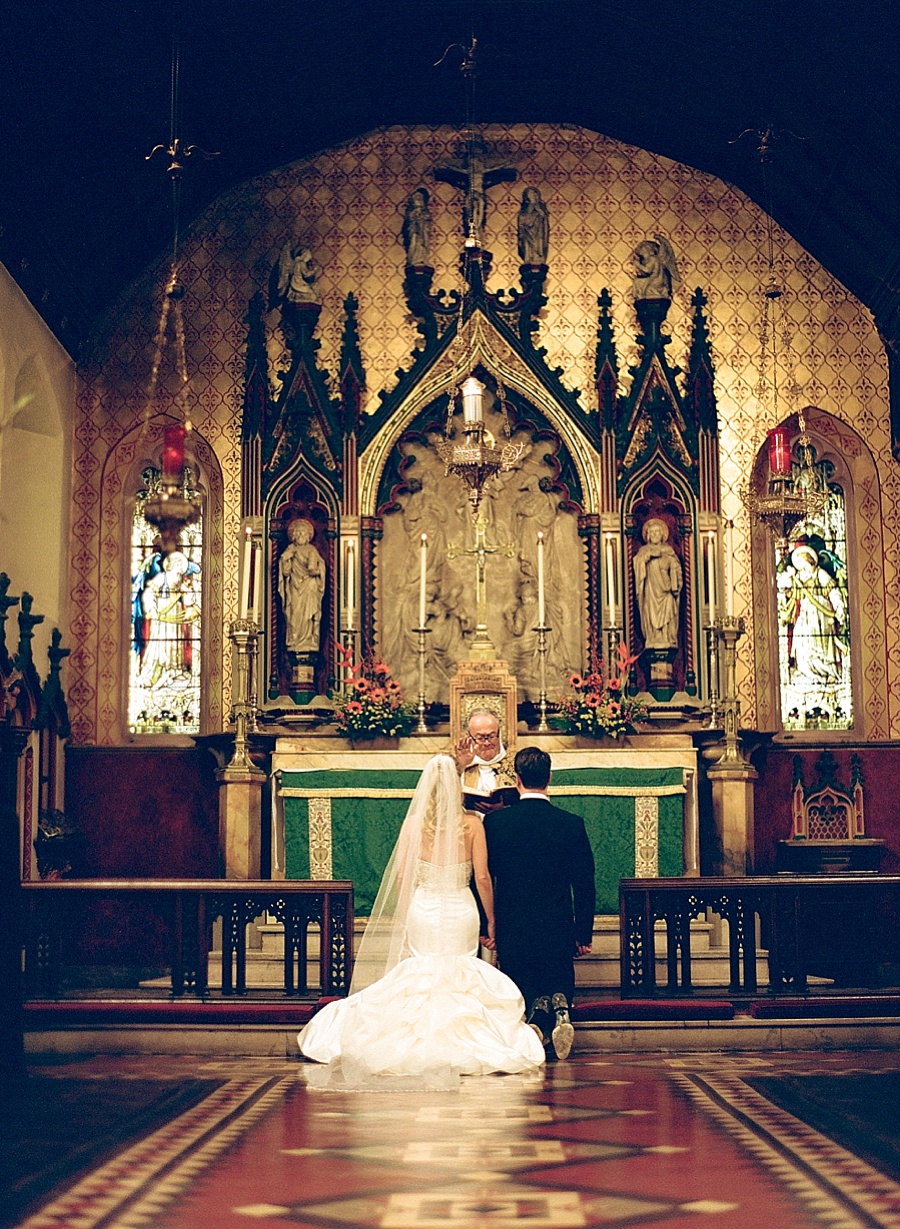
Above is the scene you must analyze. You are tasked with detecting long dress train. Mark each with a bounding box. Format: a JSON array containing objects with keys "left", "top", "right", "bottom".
[{"left": 298, "top": 859, "right": 544, "bottom": 1086}]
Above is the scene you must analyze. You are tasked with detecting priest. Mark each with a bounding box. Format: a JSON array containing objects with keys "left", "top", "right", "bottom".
[{"left": 453, "top": 709, "right": 518, "bottom": 814}]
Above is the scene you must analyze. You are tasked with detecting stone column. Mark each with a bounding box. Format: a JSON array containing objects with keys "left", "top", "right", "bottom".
[{"left": 217, "top": 764, "right": 265, "bottom": 879}]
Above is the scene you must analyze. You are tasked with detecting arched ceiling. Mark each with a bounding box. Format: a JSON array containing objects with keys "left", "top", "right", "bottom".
[{"left": 2, "top": 0, "right": 898, "bottom": 378}]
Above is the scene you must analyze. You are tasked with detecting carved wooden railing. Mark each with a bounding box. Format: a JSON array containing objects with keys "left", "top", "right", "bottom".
[
  {"left": 620, "top": 874, "right": 900, "bottom": 998},
  {"left": 21, "top": 880, "right": 353, "bottom": 1000}
]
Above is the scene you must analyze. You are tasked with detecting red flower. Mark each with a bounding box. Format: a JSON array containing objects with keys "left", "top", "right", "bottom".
[
  {"left": 586, "top": 672, "right": 603, "bottom": 689},
  {"left": 569, "top": 673, "right": 584, "bottom": 689},
  {"left": 607, "top": 676, "right": 621, "bottom": 691}
]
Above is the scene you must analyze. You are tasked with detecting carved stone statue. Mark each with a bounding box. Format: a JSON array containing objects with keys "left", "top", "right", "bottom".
[
  {"left": 273, "top": 242, "right": 319, "bottom": 307},
  {"left": 632, "top": 518, "right": 682, "bottom": 649},
  {"left": 516, "top": 187, "right": 549, "bottom": 265},
  {"left": 402, "top": 188, "right": 433, "bottom": 267},
  {"left": 632, "top": 234, "right": 681, "bottom": 301},
  {"left": 278, "top": 519, "right": 326, "bottom": 655}
]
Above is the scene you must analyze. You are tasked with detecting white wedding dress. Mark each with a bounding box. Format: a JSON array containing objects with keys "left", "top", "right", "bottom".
[{"left": 298, "top": 858, "right": 545, "bottom": 1085}]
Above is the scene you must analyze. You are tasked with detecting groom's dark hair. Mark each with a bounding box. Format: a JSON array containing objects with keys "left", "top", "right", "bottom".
[{"left": 514, "top": 746, "right": 551, "bottom": 790}]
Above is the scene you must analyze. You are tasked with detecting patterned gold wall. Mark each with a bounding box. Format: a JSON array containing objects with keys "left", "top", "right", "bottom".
[{"left": 70, "top": 123, "right": 893, "bottom": 744}]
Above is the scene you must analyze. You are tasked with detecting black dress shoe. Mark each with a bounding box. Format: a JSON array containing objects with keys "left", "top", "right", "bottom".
[
  {"left": 550, "top": 993, "right": 574, "bottom": 1060},
  {"left": 526, "top": 995, "right": 551, "bottom": 1044}
]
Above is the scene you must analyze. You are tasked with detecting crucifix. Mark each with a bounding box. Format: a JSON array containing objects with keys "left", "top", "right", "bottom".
[
  {"left": 434, "top": 136, "right": 517, "bottom": 246},
  {"left": 447, "top": 510, "right": 516, "bottom": 660}
]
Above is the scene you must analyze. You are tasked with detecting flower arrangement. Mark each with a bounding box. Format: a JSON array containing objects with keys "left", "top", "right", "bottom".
[
  {"left": 331, "top": 645, "right": 417, "bottom": 740},
  {"left": 556, "top": 643, "right": 647, "bottom": 738}
]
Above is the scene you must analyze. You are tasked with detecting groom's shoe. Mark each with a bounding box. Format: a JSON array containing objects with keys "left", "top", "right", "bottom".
[
  {"left": 526, "top": 995, "right": 551, "bottom": 1045},
  {"left": 550, "top": 993, "right": 574, "bottom": 1061}
]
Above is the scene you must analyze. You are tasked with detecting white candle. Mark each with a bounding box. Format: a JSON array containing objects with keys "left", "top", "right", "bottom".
[
  {"left": 419, "top": 533, "right": 428, "bottom": 627},
  {"left": 240, "top": 526, "right": 252, "bottom": 619},
  {"left": 605, "top": 533, "right": 617, "bottom": 627},
  {"left": 251, "top": 537, "right": 262, "bottom": 624},
  {"left": 725, "top": 519, "right": 735, "bottom": 616},
  {"left": 345, "top": 539, "right": 356, "bottom": 630},
  {"left": 537, "top": 531, "right": 546, "bottom": 625},
  {"left": 706, "top": 531, "right": 717, "bottom": 625}
]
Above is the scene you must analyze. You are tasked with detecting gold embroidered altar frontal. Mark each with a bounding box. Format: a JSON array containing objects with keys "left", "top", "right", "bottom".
[{"left": 272, "top": 739, "right": 698, "bottom": 915}]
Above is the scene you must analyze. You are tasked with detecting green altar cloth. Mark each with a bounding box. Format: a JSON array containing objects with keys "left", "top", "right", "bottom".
[{"left": 279, "top": 766, "right": 686, "bottom": 915}]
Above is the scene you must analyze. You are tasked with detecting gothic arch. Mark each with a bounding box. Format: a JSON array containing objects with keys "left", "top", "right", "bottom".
[
  {"left": 750, "top": 407, "right": 887, "bottom": 737},
  {"left": 93, "top": 417, "right": 224, "bottom": 744},
  {"left": 357, "top": 311, "right": 601, "bottom": 517}
]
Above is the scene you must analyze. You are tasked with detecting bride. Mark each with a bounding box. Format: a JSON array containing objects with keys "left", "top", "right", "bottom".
[{"left": 298, "top": 754, "right": 545, "bottom": 1086}]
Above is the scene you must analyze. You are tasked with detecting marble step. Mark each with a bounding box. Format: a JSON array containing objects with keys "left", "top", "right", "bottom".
[{"left": 192, "top": 915, "right": 771, "bottom": 991}]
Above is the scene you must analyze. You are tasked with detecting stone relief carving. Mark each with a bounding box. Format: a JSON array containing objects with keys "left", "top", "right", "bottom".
[{"left": 380, "top": 413, "right": 583, "bottom": 703}]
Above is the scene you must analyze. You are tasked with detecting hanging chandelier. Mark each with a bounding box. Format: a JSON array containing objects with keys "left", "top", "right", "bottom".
[
  {"left": 738, "top": 126, "right": 825, "bottom": 541},
  {"left": 435, "top": 373, "right": 525, "bottom": 513},
  {"left": 141, "top": 14, "right": 216, "bottom": 554}
]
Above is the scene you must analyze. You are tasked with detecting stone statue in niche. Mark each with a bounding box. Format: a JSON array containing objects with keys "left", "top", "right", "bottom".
[
  {"left": 402, "top": 188, "right": 433, "bottom": 267},
  {"left": 516, "top": 187, "right": 549, "bottom": 265},
  {"left": 272, "top": 242, "right": 319, "bottom": 307},
  {"left": 278, "top": 519, "right": 326, "bottom": 655},
  {"left": 632, "top": 518, "right": 682, "bottom": 649},
  {"left": 380, "top": 413, "right": 582, "bottom": 704},
  {"left": 632, "top": 234, "right": 681, "bottom": 301}
]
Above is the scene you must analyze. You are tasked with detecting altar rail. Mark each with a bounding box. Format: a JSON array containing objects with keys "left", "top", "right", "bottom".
[
  {"left": 21, "top": 880, "right": 354, "bottom": 1000},
  {"left": 620, "top": 874, "right": 900, "bottom": 997}
]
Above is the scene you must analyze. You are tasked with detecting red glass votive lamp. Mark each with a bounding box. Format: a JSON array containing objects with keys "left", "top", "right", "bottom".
[
  {"left": 162, "top": 424, "right": 186, "bottom": 484},
  {"left": 767, "top": 427, "right": 791, "bottom": 477}
]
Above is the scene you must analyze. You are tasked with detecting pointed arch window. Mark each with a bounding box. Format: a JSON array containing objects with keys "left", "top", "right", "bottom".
[
  {"left": 127, "top": 465, "right": 203, "bottom": 735},
  {"left": 776, "top": 448, "right": 852, "bottom": 731}
]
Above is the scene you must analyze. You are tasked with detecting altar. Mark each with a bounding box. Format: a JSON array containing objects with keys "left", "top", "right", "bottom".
[{"left": 272, "top": 734, "right": 698, "bottom": 915}]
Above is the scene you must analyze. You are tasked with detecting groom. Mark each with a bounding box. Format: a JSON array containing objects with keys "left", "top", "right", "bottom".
[{"left": 484, "top": 746, "right": 595, "bottom": 1060}]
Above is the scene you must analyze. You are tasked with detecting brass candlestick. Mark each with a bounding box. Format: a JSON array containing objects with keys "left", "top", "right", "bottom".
[
  {"left": 706, "top": 622, "right": 721, "bottom": 728},
  {"left": 413, "top": 625, "right": 431, "bottom": 733},
  {"left": 226, "top": 617, "right": 262, "bottom": 772},
  {"left": 534, "top": 623, "right": 551, "bottom": 731},
  {"left": 605, "top": 625, "right": 622, "bottom": 676}
]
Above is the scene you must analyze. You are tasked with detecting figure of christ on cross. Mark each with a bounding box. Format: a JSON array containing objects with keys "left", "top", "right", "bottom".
[
  {"left": 446, "top": 510, "right": 516, "bottom": 660},
  {"left": 434, "top": 136, "right": 517, "bottom": 246}
]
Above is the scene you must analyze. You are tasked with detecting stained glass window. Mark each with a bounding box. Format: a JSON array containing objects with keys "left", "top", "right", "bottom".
[
  {"left": 775, "top": 450, "right": 852, "bottom": 731},
  {"left": 128, "top": 466, "right": 203, "bottom": 735}
]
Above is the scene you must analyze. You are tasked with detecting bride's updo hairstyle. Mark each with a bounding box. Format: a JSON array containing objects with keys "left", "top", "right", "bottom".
[{"left": 350, "top": 754, "right": 465, "bottom": 991}]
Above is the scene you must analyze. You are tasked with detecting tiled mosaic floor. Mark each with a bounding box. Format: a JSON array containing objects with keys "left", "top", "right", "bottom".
[{"left": 13, "top": 1051, "right": 900, "bottom": 1229}]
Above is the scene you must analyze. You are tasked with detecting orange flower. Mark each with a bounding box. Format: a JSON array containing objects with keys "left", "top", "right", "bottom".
[
  {"left": 354, "top": 678, "right": 370, "bottom": 693},
  {"left": 584, "top": 692, "right": 600, "bottom": 708},
  {"left": 386, "top": 679, "right": 401, "bottom": 694},
  {"left": 370, "top": 687, "right": 387, "bottom": 702},
  {"left": 586, "top": 672, "right": 603, "bottom": 689},
  {"left": 607, "top": 676, "right": 621, "bottom": 691},
  {"left": 608, "top": 700, "right": 621, "bottom": 715},
  {"left": 569, "top": 673, "right": 584, "bottom": 688},
  {"left": 373, "top": 662, "right": 390, "bottom": 676},
  {"left": 346, "top": 700, "right": 363, "bottom": 713}
]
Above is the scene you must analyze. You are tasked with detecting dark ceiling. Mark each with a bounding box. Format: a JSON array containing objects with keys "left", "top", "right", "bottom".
[{"left": 3, "top": 0, "right": 899, "bottom": 373}]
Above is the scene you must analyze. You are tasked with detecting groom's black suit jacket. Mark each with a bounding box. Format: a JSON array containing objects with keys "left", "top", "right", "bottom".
[{"left": 484, "top": 796, "right": 595, "bottom": 1005}]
